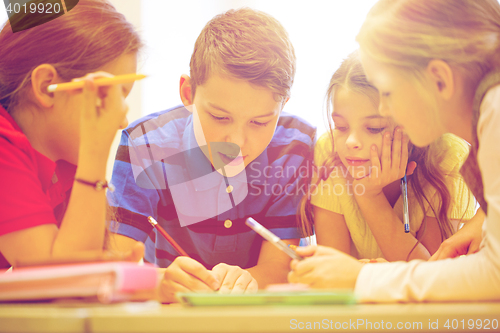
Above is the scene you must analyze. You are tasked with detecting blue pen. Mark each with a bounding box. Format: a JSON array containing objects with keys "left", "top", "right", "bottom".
[{"left": 401, "top": 175, "right": 410, "bottom": 233}]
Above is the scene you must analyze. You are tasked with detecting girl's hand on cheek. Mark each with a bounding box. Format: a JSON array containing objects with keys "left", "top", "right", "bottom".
[{"left": 353, "top": 127, "right": 416, "bottom": 198}]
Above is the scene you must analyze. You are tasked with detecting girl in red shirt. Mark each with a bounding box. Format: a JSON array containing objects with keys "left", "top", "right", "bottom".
[{"left": 0, "top": 0, "right": 142, "bottom": 267}]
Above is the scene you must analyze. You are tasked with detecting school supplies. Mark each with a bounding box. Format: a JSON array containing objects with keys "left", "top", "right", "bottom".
[
  {"left": 47, "top": 73, "right": 146, "bottom": 92},
  {"left": 177, "top": 290, "right": 356, "bottom": 306},
  {"left": 401, "top": 175, "right": 410, "bottom": 233},
  {"left": 148, "top": 216, "right": 190, "bottom": 257},
  {"left": 0, "top": 262, "right": 158, "bottom": 303},
  {"left": 245, "top": 217, "right": 303, "bottom": 260}
]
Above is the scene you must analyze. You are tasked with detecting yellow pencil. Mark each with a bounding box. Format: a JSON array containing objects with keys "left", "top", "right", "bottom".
[{"left": 47, "top": 73, "right": 146, "bottom": 92}]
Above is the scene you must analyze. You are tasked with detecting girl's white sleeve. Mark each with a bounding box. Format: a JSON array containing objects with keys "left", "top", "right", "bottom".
[{"left": 354, "top": 86, "right": 500, "bottom": 302}]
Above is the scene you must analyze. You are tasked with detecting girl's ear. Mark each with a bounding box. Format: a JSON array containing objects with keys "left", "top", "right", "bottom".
[
  {"left": 179, "top": 74, "right": 194, "bottom": 108},
  {"left": 425, "top": 59, "right": 455, "bottom": 100},
  {"left": 30, "top": 64, "right": 59, "bottom": 108}
]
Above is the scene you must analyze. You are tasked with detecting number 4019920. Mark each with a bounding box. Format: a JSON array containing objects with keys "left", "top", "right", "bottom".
[
  {"left": 6, "top": 2, "right": 62, "bottom": 14},
  {"left": 444, "top": 319, "right": 498, "bottom": 330}
]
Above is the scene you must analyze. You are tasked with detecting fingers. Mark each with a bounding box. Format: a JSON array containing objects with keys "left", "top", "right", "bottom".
[
  {"left": 428, "top": 240, "right": 458, "bottom": 261},
  {"left": 369, "top": 144, "right": 381, "bottom": 180},
  {"left": 163, "top": 257, "right": 220, "bottom": 292},
  {"left": 392, "top": 128, "right": 402, "bottom": 172},
  {"left": 293, "top": 245, "right": 317, "bottom": 258},
  {"left": 381, "top": 131, "right": 392, "bottom": 172},
  {"left": 212, "top": 263, "right": 257, "bottom": 294},
  {"left": 158, "top": 278, "right": 191, "bottom": 303},
  {"left": 406, "top": 161, "right": 417, "bottom": 176}
]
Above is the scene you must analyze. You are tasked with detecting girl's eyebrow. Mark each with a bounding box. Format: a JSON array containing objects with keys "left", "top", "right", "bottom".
[
  {"left": 331, "top": 112, "right": 344, "bottom": 118},
  {"left": 364, "top": 115, "right": 385, "bottom": 119}
]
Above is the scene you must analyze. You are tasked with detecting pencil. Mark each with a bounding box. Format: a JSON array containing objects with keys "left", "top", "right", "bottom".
[
  {"left": 47, "top": 73, "right": 146, "bottom": 92},
  {"left": 147, "top": 216, "right": 190, "bottom": 257}
]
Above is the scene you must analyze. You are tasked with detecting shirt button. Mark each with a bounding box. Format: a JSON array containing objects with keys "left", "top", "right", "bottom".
[
  {"left": 224, "top": 219, "right": 232, "bottom": 228},
  {"left": 226, "top": 185, "right": 233, "bottom": 193}
]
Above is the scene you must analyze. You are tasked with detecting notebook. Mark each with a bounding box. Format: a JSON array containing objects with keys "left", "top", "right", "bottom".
[
  {"left": 0, "top": 262, "right": 158, "bottom": 303},
  {"left": 177, "top": 290, "right": 356, "bottom": 306}
]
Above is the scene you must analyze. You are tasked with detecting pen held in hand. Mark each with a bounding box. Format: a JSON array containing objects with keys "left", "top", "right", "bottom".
[
  {"left": 245, "top": 217, "right": 303, "bottom": 261},
  {"left": 147, "top": 216, "right": 190, "bottom": 258},
  {"left": 47, "top": 73, "right": 147, "bottom": 92}
]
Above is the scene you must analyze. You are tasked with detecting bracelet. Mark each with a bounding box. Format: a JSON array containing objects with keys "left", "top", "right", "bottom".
[{"left": 74, "top": 178, "right": 115, "bottom": 192}]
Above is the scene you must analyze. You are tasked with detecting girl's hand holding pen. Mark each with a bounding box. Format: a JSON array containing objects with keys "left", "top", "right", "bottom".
[
  {"left": 353, "top": 127, "right": 416, "bottom": 198},
  {"left": 287, "top": 245, "right": 362, "bottom": 289},
  {"left": 68, "top": 72, "right": 130, "bottom": 159}
]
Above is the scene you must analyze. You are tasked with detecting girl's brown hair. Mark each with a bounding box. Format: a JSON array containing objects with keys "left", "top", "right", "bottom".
[
  {"left": 299, "top": 51, "right": 470, "bottom": 257},
  {"left": 0, "top": 0, "right": 143, "bottom": 112}
]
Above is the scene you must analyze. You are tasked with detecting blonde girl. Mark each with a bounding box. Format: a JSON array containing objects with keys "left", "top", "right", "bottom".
[
  {"left": 300, "top": 51, "right": 475, "bottom": 262},
  {"left": 289, "top": 0, "right": 499, "bottom": 302}
]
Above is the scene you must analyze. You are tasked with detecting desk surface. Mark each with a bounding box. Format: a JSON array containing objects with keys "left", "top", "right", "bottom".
[{"left": 0, "top": 301, "right": 499, "bottom": 333}]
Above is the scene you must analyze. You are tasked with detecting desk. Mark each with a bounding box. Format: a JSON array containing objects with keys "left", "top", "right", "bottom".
[{"left": 0, "top": 302, "right": 499, "bottom": 333}]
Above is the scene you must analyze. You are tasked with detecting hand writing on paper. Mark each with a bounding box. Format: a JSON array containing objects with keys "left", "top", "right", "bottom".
[
  {"left": 353, "top": 127, "right": 416, "bottom": 198},
  {"left": 159, "top": 256, "right": 220, "bottom": 303},
  {"left": 287, "top": 245, "right": 362, "bottom": 289},
  {"left": 211, "top": 263, "right": 258, "bottom": 294}
]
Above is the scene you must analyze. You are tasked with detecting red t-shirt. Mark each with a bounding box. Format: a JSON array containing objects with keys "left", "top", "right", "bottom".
[{"left": 0, "top": 106, "right": 76, "bottom": 268}]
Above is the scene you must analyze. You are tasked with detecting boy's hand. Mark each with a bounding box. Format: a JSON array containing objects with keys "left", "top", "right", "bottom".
[
  {"left": 354, "top": 127, "right": 416, "bottom": 197},
  {"left": 287, "top": 245, "right": 362, "bottom": 289},
  {"left": 211, "top": 263, "right": 258, "bottom": 294},
  {"left": 159, "top": 256, "right": 220, "bottom": 303}
]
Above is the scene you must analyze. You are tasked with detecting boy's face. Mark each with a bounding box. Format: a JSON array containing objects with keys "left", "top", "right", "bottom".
[{"left": 182, "top": 74, "right": 284, "bottom": 176}]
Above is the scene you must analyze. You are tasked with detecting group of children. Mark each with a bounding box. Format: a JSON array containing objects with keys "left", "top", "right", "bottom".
[{"left": 0, "top": 0, "right": 499, "bottom": 303}]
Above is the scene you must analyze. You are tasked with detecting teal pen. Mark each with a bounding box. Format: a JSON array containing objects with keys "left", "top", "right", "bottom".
[{"left": 401, "top": 175, "right": 410, "bottom": 233}]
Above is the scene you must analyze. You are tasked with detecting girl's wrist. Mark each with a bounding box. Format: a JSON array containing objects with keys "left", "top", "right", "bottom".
[{"left": 76, "top": 154, "right": 107, "bottom": 181}]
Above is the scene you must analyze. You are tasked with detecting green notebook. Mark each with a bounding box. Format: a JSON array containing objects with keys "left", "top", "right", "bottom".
[{"left": 177, "top": 290, "right": 356, "bottom": 306}]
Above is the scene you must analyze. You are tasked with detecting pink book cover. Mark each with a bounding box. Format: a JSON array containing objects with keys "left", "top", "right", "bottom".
[{"left": 0, "top": 262, "right": 158, "bottom": 303}]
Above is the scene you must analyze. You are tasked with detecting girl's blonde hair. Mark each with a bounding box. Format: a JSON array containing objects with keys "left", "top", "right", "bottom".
[
  {"left": 357, "top": 0, "right": 500, "bottom": 88},
  {"left": 299, "top": 51, "right": 470, "bottom": 258}
]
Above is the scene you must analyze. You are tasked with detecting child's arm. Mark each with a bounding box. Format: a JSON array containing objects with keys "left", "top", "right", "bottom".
[
  {"left": 314, "top": 206, "right": 351, "bottom": 255},
  {"left": 356, "top": 191, "right": 446, "bottom": 260},
  {"left": 354, "top": 128, "right": 429, "bottom": 261},
  {"left": 245, "top": 238, "right": 300, "bottom": 289},
  {"left": 0, "top": 74, "right": 126, "bottom": 265},
  {"left": 430, "top": 208, "right": 485, "bottom": 260}
]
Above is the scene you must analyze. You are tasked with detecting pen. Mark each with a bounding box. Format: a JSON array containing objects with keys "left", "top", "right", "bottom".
[
  {"left": 47, "top": 73, "right": 147, "bottom": 92},
  {"left": 245, "top": 217, "right": 303, "bottom": 261},
  {"left": 401, "top": 175, "right": 410, "bottom": 233},
  {"left": 147, "top": 216, "right": 190, "bottom": 257}
]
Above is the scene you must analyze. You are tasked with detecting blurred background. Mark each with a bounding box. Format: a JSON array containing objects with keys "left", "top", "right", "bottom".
[{"left": 1, "top": 0, "right": 378, "bottom": 178}]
